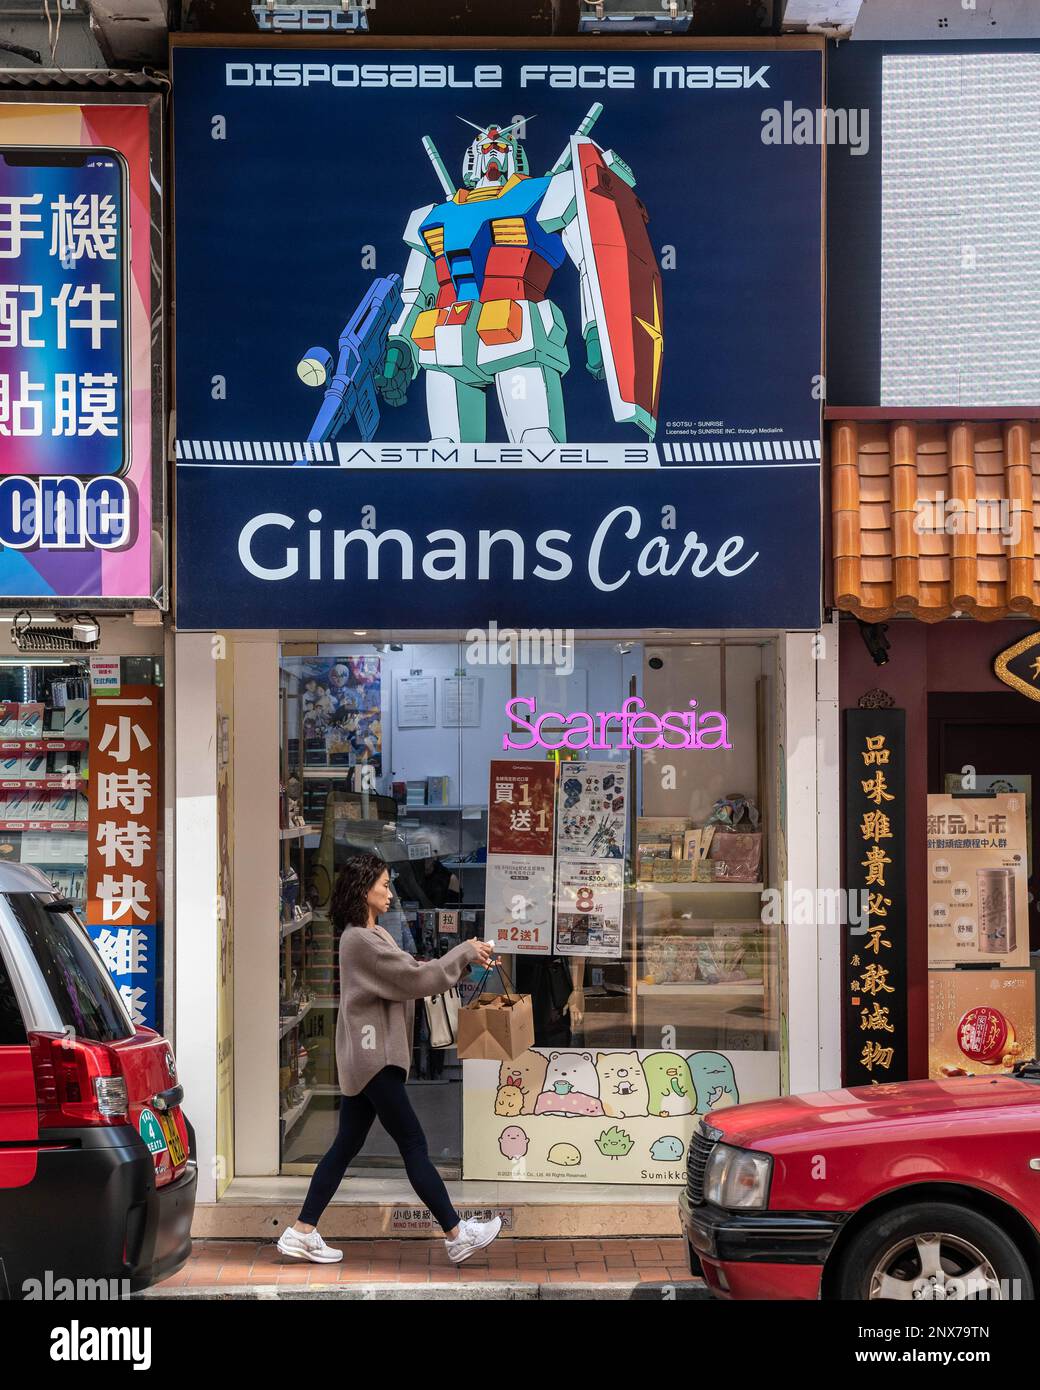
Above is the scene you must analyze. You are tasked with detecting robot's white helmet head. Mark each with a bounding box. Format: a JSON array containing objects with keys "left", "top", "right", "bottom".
[{"left": 459, "top": 118, "right": 530, "bottom": 189}]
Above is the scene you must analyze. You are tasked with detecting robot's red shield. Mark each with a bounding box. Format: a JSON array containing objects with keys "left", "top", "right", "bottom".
[{"left": 575, "top": 140, "right": 663, "bottom": 435}]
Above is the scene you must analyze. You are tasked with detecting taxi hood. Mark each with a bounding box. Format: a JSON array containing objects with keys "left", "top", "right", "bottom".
[{"left": 707, "top": 1075, "right": 1039, "bottom": 1150}]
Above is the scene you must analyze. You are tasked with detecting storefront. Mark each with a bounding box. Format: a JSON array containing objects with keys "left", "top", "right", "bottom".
[
  {"left": 169, "top": 36, "right": 838, "bottom": 1227},
  {"left": 832, "top": 415, "right": 1040, "bottom": 1086},
  {"left": 0, "top": 90, "right": 169, "bottom": 1031}
]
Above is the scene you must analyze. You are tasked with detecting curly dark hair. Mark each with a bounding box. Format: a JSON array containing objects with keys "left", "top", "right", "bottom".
[{"left": 329, "top": 852, "right": 389, "bottom": 932}]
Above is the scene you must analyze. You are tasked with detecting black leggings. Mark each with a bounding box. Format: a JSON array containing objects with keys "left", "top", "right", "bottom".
[{"left": 298, "top": 1065, "right": 460, "bottom": 1233}]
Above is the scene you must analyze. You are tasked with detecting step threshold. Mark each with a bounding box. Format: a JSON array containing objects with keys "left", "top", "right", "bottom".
[
  {"left": 195, "top": 1176, "right": 684, "bottom": 1240},
  {"left": 141, "top": 1281, "right": 710, "bottom": 1301}
]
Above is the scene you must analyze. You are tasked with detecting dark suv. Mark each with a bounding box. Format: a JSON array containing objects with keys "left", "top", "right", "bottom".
[{"left": 0, "top": 863, "right": 196, "bottom": 1299}]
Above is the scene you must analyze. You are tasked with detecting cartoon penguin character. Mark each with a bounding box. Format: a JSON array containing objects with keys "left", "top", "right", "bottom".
[{"left": 642, "top": 1052, "right": 696, "bottom": 1118}]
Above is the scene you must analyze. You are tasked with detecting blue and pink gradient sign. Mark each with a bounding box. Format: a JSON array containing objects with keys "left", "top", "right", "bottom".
[{"left": 0, "top": 98, "right": 162, "bottom": 603}]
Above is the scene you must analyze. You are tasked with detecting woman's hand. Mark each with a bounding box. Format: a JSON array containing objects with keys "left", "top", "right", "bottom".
[
  {"left": 466, "top": 938, "right": 495, "bottom": 968},
  {"left": 564, "top": 989, "right": 585, "bottom": 1027}
]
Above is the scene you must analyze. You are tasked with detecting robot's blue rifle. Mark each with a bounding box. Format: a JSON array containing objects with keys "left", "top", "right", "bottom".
[{"left": 299, "top": 273, "right": 404, "bottom": 448}]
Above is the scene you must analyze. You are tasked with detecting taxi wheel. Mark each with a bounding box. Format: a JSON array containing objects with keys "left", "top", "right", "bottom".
[{"left": 834, "top": 1201, "right": 1033, "bottom": 1301}]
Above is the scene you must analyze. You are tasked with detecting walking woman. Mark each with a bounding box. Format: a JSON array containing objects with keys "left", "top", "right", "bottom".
[{"left": 277, "top": 853, "right": 502, "bottom": 1265}]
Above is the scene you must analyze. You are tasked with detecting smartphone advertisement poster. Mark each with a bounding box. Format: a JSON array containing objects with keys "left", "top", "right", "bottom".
[{"left": 0, "top": 96, "right": 163, "bottom": 605}]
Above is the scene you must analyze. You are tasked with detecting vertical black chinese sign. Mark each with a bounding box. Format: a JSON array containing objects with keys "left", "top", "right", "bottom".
[{"left": 843, "top": 708, "right": 908, "bottom": 1084}]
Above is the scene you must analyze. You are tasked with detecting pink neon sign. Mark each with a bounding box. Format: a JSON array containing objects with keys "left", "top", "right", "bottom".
[{"left": 502, "top": 696, "right": 732, "bottom": 752}]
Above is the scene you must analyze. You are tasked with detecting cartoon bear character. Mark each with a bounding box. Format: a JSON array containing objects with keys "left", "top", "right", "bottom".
[
  {"left": 498, "top": 1051, "right": 549, "bottom": 1116},
  {"left": 534, "top": 1050, "right": 603, "bottom": 1117},
  {"left": 642, "top": 1052, "right": 696, "bottom": 1118},
  {"left": 596, "top": 1051, "right": 650, "bottom": 1118},
  {"left": 688, "top": 1051, "right": 739, "bottom": 1112},
  {"left": 494, "top": 1084, "right": 524, "bottom": 1118},
  {"left": 543, "top": 1050, "right": 599, "bottom": 1098}
]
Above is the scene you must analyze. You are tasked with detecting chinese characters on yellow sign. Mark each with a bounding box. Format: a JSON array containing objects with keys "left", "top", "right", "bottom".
[{"left": 844, "top": 709, "right": 906, "bottom": 1084}]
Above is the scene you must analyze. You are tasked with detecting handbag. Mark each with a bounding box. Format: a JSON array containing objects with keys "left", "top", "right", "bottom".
[
  {"left": 708, "top": 829, "right": 763, "bottom": 882},
  {"left": 423, "top": 984, "right": 461, "bottom": 1049},
  {"left": 455, "top": 959, "right": 535, "bottom": 1062}
]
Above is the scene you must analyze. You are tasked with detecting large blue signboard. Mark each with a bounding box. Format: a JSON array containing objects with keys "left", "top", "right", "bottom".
[{"left": 172, "top": 42, "right": 823, "bottom": 630}]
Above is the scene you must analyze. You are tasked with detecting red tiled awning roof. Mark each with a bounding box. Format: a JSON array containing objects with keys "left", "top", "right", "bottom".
[{"left": 831, "top": 418, "right": 1040, "bottom": 622}]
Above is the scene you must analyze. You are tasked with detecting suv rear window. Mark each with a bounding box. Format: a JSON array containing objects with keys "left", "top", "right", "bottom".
[
  {"left": 4, "top": 894, "right": 134, "bottom": 1043},
  {"left": 0, "top": 947, "right": 26, "bottom": 1045}
]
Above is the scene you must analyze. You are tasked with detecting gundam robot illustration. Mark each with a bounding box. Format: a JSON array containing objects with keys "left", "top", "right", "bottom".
[{"left": 297, "top": 102, "right": 663, "bottom": 447}]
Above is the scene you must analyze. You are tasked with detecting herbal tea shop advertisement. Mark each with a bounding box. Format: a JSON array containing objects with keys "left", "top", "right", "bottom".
[{"left": 926, "top": 793, "right": 1029, "bottom": 968}]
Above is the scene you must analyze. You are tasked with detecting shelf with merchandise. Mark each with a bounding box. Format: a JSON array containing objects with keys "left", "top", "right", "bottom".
[
  {"left": 0, "top": 739, "right": 88, "bottom": 753},
  {"left": 280, "top": 1088, "right": 313, "bottom": 1138},
  {"left": 0, "top": 776, "right": 87, "bottom": 790},
  {"left": 636, "top": 980, "right": 765, "bottom": 996},
  {"left": 0, "top": 820, "right": 88, "bottom": 832},
  {"left": 635, "top": 880, "right": 764, "bottom": 894},
  {"left": 278, "top": 1002, "right": 312, "bottom": 1039},
  {"left": 279, "top": 909, "right": 314, "bottom": 941}
]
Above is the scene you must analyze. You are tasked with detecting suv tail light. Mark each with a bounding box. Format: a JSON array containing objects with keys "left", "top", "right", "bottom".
[{"left": 29, "top": 1030, "right": 129, "bottom": 1127}]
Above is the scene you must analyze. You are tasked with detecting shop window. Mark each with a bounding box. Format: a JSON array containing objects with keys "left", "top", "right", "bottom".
[
  {"left": 277, "top": 638, "right": 778, "bottom": 1180},
  {"left": 0, "top": 655, "right": 163, "bottom": 1031}
]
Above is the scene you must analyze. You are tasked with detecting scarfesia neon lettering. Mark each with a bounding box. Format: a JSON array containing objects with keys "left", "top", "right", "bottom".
[{"left": 501, "top": 696, "right": 731, "bottom": 752}]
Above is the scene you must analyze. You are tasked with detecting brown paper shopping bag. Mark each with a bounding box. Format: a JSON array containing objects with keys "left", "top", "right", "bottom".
[{"left": 455, "top": 960, "right": 534, "bottom": 1062}]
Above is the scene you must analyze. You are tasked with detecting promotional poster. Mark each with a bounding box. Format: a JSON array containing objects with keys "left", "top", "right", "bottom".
[
  {"left": 171, "top": 42, "right": 823, "bottom": 631},
  {"left": 463, "top": 1046, "right": 778, "bottom": 1183},
  {"left": 944, "top": 772, "right": 1033, "bottom": 874},
  {"left": 0, "top": 96, "right": 163, "bottom": 605},
  {"left": 485, "top": 759, "right": 556, "bottom": 953},
  {"left": 298, "top": 654, "right": 383, "bottom": 775},
  {"left": 554, "top": 759, "right": 627, "bottom": 958},
  {"left": 928, "top": 969, "right": 1036, "bottom": 1081},
  {"left": 926, "top": 793, "right": 1029, "bottom": 969}
]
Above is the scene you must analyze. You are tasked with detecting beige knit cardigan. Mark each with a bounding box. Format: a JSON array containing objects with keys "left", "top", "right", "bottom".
[{"left": 336, "top": 924, "right": 475, "bottom": 1096}]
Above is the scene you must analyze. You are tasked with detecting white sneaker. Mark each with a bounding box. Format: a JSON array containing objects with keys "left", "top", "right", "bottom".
[
  {"left": 445, "top": 1215, "right": 502, "bottom": 1265},
  {"left": 276, "top": 1224, "right": 344, "bottom": 1264}
]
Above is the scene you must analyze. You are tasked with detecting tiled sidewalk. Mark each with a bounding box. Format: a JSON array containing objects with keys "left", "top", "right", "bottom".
[{"left": 152, "top": 1237, "right": 700, "bottom": 1291}]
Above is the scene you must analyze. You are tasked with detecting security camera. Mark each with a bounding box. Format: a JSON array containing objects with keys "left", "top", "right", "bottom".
[{"left": 856, "top": 619, "right": 891, "bottom": 668}]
